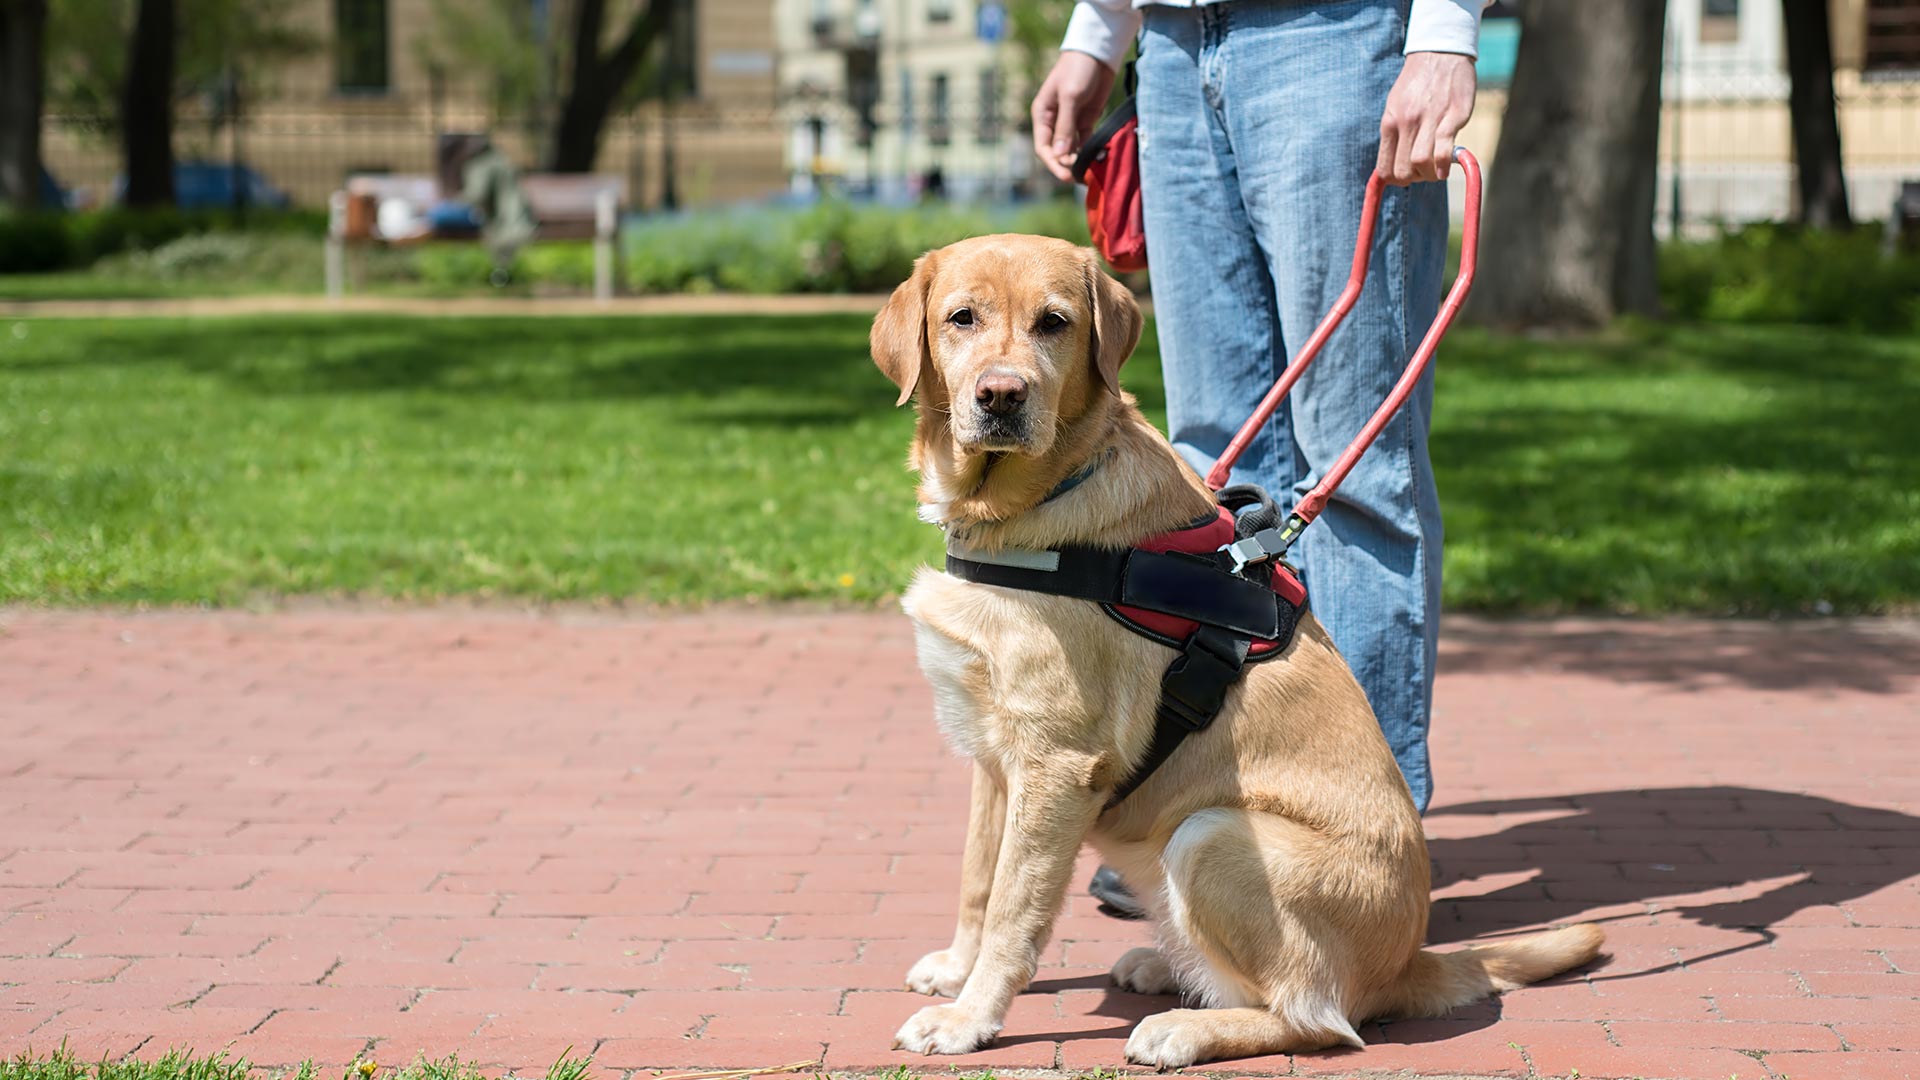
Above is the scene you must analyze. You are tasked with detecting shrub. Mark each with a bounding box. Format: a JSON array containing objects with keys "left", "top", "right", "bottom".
[
  {"left": 1659, "top": 223, "right": 1920, "bottom": 332},
  {"left": 0, "top": 213, "right": 73, "bottom": 273},
  {"left": 410, "top": 245, "right": 511, "bottom": 289},
  {"left": 622, "top": 197, "right": 1092, "bottom": 295},
  {"left": 87, "top": 231, "right": 329, "bottom": 292},
  {"left": 0, "top": 206, "right": 328, "bottom": 275}
]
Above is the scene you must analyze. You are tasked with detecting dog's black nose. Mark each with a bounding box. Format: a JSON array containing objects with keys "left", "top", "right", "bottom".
[{"left": 975, "top": 373, "right": 1029, "bottom": 416}]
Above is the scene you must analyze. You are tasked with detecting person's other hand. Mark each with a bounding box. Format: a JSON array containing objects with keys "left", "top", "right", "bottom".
[
  {"left": 1377, "top": 51, "right": 1476, "bottom": 185},
  {"left": 1032, "top": 51, "right": 1118, "bottom": 183}
]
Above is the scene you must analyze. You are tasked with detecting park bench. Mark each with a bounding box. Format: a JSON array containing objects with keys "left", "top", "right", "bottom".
[{"left": 324, "top": 173, "right": 626, "bottom": 300}]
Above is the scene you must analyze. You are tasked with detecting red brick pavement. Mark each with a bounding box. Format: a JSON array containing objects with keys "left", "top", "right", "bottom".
[{"left": 3, "top": 609, "right": 1919, "bottom": 1079}]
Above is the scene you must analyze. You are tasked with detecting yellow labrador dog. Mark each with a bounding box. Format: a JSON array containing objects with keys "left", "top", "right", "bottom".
[{"left": 874, "top": 234, "right": 1603, "bottom": 1067}]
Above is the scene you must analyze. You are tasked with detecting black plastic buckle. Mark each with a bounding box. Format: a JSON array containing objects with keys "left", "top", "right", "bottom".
[{"left": 1156, "top": 628, "right": 1249, "bottom": 732}]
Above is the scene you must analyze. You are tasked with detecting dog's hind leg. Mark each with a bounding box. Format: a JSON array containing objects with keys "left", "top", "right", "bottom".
[
  {"left": 1126, "top": 1006, "right": 1349, "bottom": 1068},
  {"left": 1110, "top": 946, "right": 1179, "bottom": 994},
  {"left": 1127, "top": 808, "right": 1409, "bottom": 1066}
]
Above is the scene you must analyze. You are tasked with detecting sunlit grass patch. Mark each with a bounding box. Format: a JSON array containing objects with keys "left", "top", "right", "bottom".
[
  {"left": 0, "top": 1050, "right": 597, "bottom": 1080},
  {"left": 2, "top": 314, "right": 1916, "bottom": 613}
]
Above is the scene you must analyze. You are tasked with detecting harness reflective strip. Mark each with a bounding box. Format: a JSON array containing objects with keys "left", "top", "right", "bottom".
[{"left": 944, "top": 538, "right": 1061, "bottom": 573}]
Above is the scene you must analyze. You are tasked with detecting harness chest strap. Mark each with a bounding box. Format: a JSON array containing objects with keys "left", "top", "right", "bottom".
[{"left": 944, "top": 519, "right": 1303, "bottom": 808}]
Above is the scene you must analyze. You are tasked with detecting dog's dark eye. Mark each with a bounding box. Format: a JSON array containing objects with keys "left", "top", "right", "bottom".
[
  {"left": 1038, "top": 311, "right": 1069, "bottom": 332},
  {"left": 948, "top": 308, "right": 974, "bottom": 327}
]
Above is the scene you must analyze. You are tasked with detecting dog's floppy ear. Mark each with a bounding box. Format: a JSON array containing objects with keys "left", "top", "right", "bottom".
[
  {"left": 872, "top": 252, "right": 937, "bottom": 407},
  {"left": 1084, "top": 252, "right": 1142, "bottom": 397}
]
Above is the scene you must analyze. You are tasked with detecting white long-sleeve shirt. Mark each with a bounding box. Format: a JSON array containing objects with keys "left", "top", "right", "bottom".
[{"left": 1062, "top": 0, "right": 1486, "bottom": 71}]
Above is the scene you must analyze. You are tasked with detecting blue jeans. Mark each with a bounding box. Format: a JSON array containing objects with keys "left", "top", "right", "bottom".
[{"left": 1136, "top": 0, "right": 1446, "bottom": 812}]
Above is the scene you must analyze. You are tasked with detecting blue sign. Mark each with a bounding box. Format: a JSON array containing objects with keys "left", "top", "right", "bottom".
[{"left": 977, "top": 0, "right": 1007, "bottom": 43}]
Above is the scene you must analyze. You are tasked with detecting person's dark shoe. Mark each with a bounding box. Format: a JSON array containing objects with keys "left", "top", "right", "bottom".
[{"left": 1089, "top": 864, "right": 1147, "bottom": 920}]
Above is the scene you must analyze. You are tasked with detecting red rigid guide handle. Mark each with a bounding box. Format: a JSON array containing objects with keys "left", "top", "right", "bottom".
[{"left": 1203, "top": 147, "right": 1482, "bottom": 537}]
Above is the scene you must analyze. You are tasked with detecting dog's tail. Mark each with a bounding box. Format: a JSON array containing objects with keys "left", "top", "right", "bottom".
[{"left": 1379, "top": 924, "right": 1606, "bottom": 1018}]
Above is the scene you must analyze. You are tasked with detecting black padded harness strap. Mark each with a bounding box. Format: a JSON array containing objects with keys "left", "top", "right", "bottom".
[
  {"left": 944, "top": 534, "right": 1301, "bottom": 809},
  {"left": 1108, "top": 625, "right": 1250, "bottom": 807},
  {"left": 946, "top": 544, "right": 1284, "bottom": 640}
]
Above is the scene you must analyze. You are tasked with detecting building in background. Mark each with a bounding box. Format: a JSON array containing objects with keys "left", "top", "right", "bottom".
[
  {"left": 775, "top": 0, "right": 1920, "bottom": 220},
  {"left": 41, "top": 0, "right": 785, "bottom": 210},
  {"left": 1460, "top": 0, "right": 1920, "bottom": 232},
  {"left": 774, "top": 0, "right": 1030, "bottom": 201}
]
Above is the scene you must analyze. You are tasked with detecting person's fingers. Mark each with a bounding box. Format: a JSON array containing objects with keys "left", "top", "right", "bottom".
[
  {"left": 1391, "top": 111, "right": 1418, "bottom": 186},
  {"left": 1032, "top": 86, "right": 1059, "bottom": 168},
  {"left": 1432, "top": 116, "right": 1462, "bottom": 181},
  {"left": 1050, "top": 96, "right": 1083, "bottom": 161},
  {"left": 1409, "top": 113, "right": 1441, "bottom": 183},
  {"left": 1376, "top": 106, "right": 1401, "bottom": 184},
  {"left": 1047, "top": 97, "right": 1086, "bottom": 182}
]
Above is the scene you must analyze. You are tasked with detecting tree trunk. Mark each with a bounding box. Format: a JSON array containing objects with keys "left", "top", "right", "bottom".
[
  {"left": 0, "top": 0, "right": 49, "bottom": 210},
  {"left": 547, "top": 0, "right": 668, "bottom": 173},
  {"left": 1466, "top": 1, "right": 1669, "bottom": 329},
  {"left": 121, "top": 0, "right": 175, "bottom": 207},
  {"left": 1783, "top": 0, "right": 1851, "bottom": 228}
]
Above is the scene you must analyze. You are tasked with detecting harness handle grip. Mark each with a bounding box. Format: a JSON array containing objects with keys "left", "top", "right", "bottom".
[{"left": 1203, "top": 147, "right": 1483, "bottom": 540}]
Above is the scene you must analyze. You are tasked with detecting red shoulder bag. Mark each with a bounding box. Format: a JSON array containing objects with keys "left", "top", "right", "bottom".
[{"left": 1069, "top": 71, "right": 1146, "bottom": 272}]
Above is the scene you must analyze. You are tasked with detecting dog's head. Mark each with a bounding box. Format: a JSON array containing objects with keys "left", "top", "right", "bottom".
[{"left": 872, "top": 235, "right": 1141, "bottom": 459}]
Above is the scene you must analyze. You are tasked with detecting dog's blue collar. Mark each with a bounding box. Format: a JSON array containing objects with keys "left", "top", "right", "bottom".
[{"left": 1039, "top": 450, "right": 1109, "bottom": 506}]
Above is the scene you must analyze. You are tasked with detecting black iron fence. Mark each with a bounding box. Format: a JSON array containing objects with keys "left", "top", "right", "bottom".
[{"left": 40, "top": 87, "right": 788, "bottom": 212}]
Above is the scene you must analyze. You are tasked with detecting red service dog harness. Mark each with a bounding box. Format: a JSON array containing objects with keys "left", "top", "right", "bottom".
[{"left": 945, "top": 486, "right": 1306, "bottom": 808}]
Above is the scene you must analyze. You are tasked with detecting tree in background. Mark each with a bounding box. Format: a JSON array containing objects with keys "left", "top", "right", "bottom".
[
  {"left": 120, "top": 0, "right": 175, "bottom": 206},
  {"left": 0, "top": 0, "right": 50, "bottom": 210},
  {"left": 1782, "top": 0, "right": 1851, "bottom": 228},
  {"left": 45, "top": 0, "right": 123, "bottom": 136},
  {"left": 416, "top": 0, "right": 550, "bottom": 133},
  {"left": 418, "top": 0, "right": 683, "bottom": 174},
  {"left": 45, "top": 0, "right": 314, "bottom": 204},
  {"left": 549, "top": 0, "right": 679, "bottom": 172},
  {"left": 1468, "top": 1, "right": 1668, "bottom": 328},
  {"left": 1005, "top": 0, "right": 1067, "bottom": 99},
  {"left": 1004, "top": 0, "right": 1127, "bottom": 145},
  {"left": 49, "top": 0, "right": 313, "bottom": 132}
]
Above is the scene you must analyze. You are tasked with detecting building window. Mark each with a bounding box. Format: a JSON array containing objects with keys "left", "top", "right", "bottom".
[
  {"left": 930, "top": 73, "right": 950, "bottom": 146},
  {"left": 1699, "top": 0, "right": 1739, "bottom": 43},
  {"left": 976, "top": 68, "right": 1001, "bottom": 143},
  {"left": 928, "top": 0, "right": 954, "bottom": 23},
  {"left": 335, "top": 0, "right": 390, "bottom": 94},
  {"left": 1864, "top": 0, "right": 1920, "bottom": 73}
]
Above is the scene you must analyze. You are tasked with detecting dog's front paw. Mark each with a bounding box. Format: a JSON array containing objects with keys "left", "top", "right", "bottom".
[
  {"left": 1125, "top": 1009, "right": 1213, "bottom": 1069},
  {"left": 905, "top": 948, "right": 972, "bottom": 997},
  {"left": 1110, "top": 946, "right": 1179, "bottom": 995},
  {"left": 892, "top": 1003, "right": 1002, "bottom": 1055}
]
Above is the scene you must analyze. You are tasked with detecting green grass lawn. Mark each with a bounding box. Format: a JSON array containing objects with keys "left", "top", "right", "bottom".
[
  {"left": 2, "top": 313, "right": 1916, "bottom": 613},
  {"left": 0, "top": 1050, "right": 601, "bottom": 1080}
]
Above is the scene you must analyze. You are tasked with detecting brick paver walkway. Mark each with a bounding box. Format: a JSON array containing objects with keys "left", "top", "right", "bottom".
[{"left": 3, "top": 610, "right": 1917, "bottom": 1080}]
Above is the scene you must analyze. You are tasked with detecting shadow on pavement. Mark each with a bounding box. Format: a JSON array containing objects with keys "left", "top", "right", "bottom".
[
  {"left": 1440, "top": 618, "right": 1920, "bottom": 694},
  {"left": 1427, "top": 786, "right": 1920, "bottom": 971}
]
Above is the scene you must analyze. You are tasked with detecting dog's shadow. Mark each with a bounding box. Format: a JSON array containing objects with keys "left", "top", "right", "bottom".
[
  {"left": 1425, "top": 786, "right": 1920, "bottom": 958},
  {"left": 1056, "top": 785, "right": 1919, "bottom": 1051}
]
